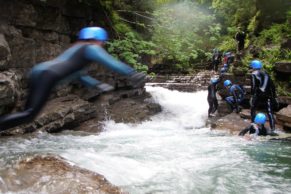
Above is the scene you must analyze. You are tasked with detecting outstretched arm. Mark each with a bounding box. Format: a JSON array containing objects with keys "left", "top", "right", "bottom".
[
  {"left": 79, "top": 75, "right": 114, "bottom": 92},
  {"left": 84, "top": 45, "right": 135, "bottom": 76}
]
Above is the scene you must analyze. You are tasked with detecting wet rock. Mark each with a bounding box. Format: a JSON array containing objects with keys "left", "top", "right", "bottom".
[
  {"left": 108, "top": 93, "right": 162, "bottom": 123},
  {"left": 0, "top": 70, "right": 21, "bottom": 114},
  {"left": 0, "top": 34, "right": 11, "bottom": 68},
  {"left": 281, "top": 38, "right": 291, "bottom": 49},
  {"left": 212, "top": 113, "right": 250, "bottom": 135},
  {"left": 275, "top": 61, "right": 291, "bottom": 74},
  {"left": 217, "top": 100, "right": 232, "bottom": 117},
  {"left": 149, "top": 71, "right": 214, "bottom": 92},
  {"left": 276, "top": 105, "right": 291, "bottom": 130},
  {"left": 278, "top": 96, "right": 291, "bottom": 105},
  {"left": 0, "top": 155, "right": 126, "bottom": 194},
  {"left": 0, "top": 95, "right": 97, "bottom": 135},
  {"left": 239, "top": 109, "right": 252, "bottom": 119},
  {"left": 75, "top": 89, "right": 162, "bottom": 132}
]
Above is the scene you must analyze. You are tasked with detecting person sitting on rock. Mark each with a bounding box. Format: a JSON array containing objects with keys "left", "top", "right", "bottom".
[
  {"left": 250, "top": 60, "right": 278, "bottom": 133},
  {"left": 239, "top": 113, "right": 268, "bottom": 138},
  {"left": 207, "top": 78, "right": 219, "bottom": 117},
  {"left": 220, "top": 64, "right": 228, "bottom": 74},
  {"left": 223, "top": 52, "right": 234, "bottom": 66},
  {"left": 0, "top": 26, "right": 146, "bottom": 132},
  {"left": 224, "top": 80, "right": 245, "bottom": 113}
]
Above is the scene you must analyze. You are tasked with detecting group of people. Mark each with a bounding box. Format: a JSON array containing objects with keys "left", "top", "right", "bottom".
[
  {"left": 211, "top": 49, "right": 234, "bottom": 73},
  {"left": 208, "top": 59, "right": 279, "bottom": 138},
  {"left": 0, "top": 26, "right": 146, "bottom": 132}
]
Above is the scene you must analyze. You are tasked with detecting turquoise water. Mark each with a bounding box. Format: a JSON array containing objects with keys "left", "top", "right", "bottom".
[{"left": 0, "top": 86, "right": 291, "bottom": 194}]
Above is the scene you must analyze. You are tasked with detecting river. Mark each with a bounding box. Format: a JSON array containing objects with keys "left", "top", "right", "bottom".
[{"left": 1, "top": 86, "right": 291, "bottom": 194}]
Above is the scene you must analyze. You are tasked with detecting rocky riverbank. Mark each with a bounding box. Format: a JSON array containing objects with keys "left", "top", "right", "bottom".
[{"left": 0, "top": 155, "right": 127, "bottom": 194}]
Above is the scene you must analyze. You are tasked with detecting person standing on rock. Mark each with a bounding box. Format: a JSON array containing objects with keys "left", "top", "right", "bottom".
[
  {"left": 0, "top": 27, "right": 146, "bottom": 132},
  {"left": 234, "top": 27, "right": 246, "bottom": 52},
  {"left": 239, "top": 113, "right": 268, "bottom": 138},
  {"left": 250, "top": 60, "right": 278, "bottom": 133},
  {"left": 207, "top": 78, "right": 219, "bottom": 117},
  {"left": 212, "top": 48, "right": 222, "bottom": 72},
  {"left": 224, "top": 80, "right": 245, "bottom": 113}
]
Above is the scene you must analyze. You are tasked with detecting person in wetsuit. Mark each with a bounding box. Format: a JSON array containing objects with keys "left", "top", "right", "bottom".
[
  {"left": 207, "top": 78, "right": 219, "bottom": 117},
  {"left": 224, "top": 80, "right": 245, "bottom": 113},
  {"left": 0, "top": 27, "right": 146, "bottom": 131},
  {"left": 234, "top": 28, "right": 246, "bottom": 52},
  {"left": 212, "top": 49, "right": 222, "bottom": 72},
  {"left": 239, "top": 113, "right": 268, "bottom": 137},
  {"left": 250, "top": 60, "right": 278, "bottom": 133}
]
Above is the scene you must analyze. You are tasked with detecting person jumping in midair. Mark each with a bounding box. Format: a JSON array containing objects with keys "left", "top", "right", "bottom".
[{"left": 0, "top": 27, "right": 146, "bottom": 131}]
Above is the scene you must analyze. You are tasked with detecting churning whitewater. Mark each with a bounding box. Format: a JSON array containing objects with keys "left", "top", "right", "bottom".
[{"left": 1, "top": 86, "right": 291, "bottom": 194}]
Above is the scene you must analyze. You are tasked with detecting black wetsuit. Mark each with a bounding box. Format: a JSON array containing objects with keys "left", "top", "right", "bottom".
[
  {"left": 225, "top": 84, "right": 244, "bottom": 113},
  {"left": 212, "top": 51, "right": 222, "bottom": 71},
  {"left": 0, "top": 43, "right": 137, "bottom": 131},
  {"left": 250, "top": 70, "right": 277, "bottom": 130},
  {"left": 207, "top": 82, "right": 218, "bottom": 116},
  {"left": 235, "top": 31, "right": 246, "bottom": 51},
  {"left": 239, "top": 124, "right": 268, "bottom": 136}
]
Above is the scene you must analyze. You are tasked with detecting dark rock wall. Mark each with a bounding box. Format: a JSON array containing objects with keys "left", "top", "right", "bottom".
[{"left": 0, "top": 0, "right": 113, "bottom": 114}]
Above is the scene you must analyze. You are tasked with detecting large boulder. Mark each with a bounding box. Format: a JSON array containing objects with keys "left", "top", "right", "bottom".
[
  {"left": 0, "top": 34, "right": 11, "bottom": 68},
  {"left": 211, "top": 113, "right": 250, "bottom": 134},
  {"left": 276, "top": 105, "right": 291, "bottom": 130},
  {"left": 0, "top": 155, "right": 125, "bottom": 194},
  {"left": 0, "top": 95, "right": 97, "bottom": 135},
  {"left": 275, "top": 61, "right": 291, "bottom": 74},
  {"left": 281, "top": 38, "right": 291, "bottom": 49},
  {"left": 278, "top": 96, "right": 291, "bottom": 105},
  {"left": 0, "top": 70, "right": 21, "bottom": 114}
]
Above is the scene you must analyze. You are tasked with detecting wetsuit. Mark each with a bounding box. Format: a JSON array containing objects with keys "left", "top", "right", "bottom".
[
  {"left": 239, "top": 123, "right": 268, "bottom": 136},
  {"left": 207, "top": 82, "right": 218, "bottom": 116},
  {"left": 235, "top": 31, "right": 246, "bottom": 51},
  {"left": 212, "top": 51, "right": 222, "bottom": 71},
  {"left": 0, "top": 43, "right": 140, "bottom": 131},
  {"left": 225, "top": 84, "right": 244, "bottom": 113},
  {"left": 250, "top": 70, "right": 277, "bottom": 131},
  {"left": 223, "top": 52, "right": 234, "bottom": 65}
]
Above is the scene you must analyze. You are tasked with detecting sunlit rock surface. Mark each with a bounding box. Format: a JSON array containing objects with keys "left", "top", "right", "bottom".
[
  {"left": 211, "top": 113, "right": 249, "bottom": 135},
  {"left": 0, "top": 155, "right": 127, "bottom": 194},
  {"left": 276, "top": 105, "right": 291, "bottom": 130}
]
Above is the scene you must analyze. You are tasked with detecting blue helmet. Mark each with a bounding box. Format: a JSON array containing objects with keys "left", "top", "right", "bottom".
[
  {"left": 254, "top": 113, "right": 266, "bottom": 124},
  {"left": 211, "top": 78, "right": 219, "bottom": 84},
  {"left": 224, "top": 80, "right": 232, "bottom": 87},
  {"left": 223, "top": 64, "right": 228, "bottom": 68},
  {"left": 79, "top": 27, "right": 108, "bottom": 41},
  {"left": 250, "top": 60, "right": 262, "bottom": 69}
]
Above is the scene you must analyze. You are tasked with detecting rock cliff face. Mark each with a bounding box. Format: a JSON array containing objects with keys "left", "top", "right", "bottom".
[{"left": 0, "top": 0, "right": 161, "bottom": 135}]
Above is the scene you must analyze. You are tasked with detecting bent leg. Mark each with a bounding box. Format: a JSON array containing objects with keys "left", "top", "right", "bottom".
[
  {"left": 0, "top": 71, "right": 59, "bottom": 131},
  {"left": 225, "top": 96, "right": 234, "bottom": 111}
]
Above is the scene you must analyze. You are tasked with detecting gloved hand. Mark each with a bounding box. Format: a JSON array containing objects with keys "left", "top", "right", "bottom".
[
  {"left": 127, "top": 72, "right": 146, "bottom": 89},
  {"left": 96, "top": 83, "right": 114, "bottom": 93}
]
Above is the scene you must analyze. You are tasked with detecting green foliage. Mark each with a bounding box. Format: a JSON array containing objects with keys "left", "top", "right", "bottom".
[
  {"left": 107, "top": 32, "right": 157, "bottom": 72},
  {"left": 255, "top": 23, "right": 291, "bottom": 46},
  {"left": 151, "top": 1, "right": 221, "bottom": 71},
  {"left": 218, "top": 36, "right": 236, "bottom": 52}
]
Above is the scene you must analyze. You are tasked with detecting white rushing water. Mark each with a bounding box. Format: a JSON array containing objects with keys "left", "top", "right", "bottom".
[{"left": 1, "top": 86, "right": 291, "bottom": 194}]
